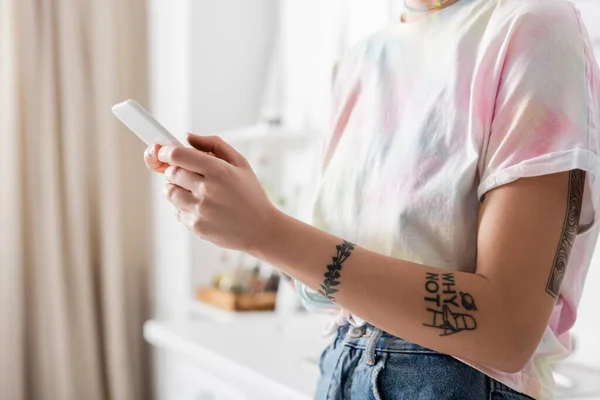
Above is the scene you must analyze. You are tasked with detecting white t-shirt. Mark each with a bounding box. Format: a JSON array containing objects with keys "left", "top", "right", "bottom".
[{"left": 296, "top": 0, "right": 600, "bottom": 398}]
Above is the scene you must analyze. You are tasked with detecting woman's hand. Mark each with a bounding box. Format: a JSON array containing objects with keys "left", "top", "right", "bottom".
[
  {"left": 151, "top": 133, "right": 279, "bottom": 252},
  {"left": 144, "top": 143, "right": 216, "bottom": 173},
  {"left": 144, "top": 144, "right": 170, "bottom": 173}
]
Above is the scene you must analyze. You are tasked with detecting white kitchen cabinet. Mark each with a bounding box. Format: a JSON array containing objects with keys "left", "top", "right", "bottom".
[
  {"left": 174, "top": 363, "right": 243, "bottom": 400},
  {"left": 144, "top": 313, "right": 332, "bottom": 400}
]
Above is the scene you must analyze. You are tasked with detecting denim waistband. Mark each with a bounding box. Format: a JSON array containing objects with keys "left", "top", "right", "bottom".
[{"left": 337, "top": 324, "right": 438, "bottom": 355}]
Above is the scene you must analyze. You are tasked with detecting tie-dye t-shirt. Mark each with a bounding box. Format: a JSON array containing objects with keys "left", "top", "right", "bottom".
[{"left": 296, "top": 0, "right": 600, "bottom": 398}]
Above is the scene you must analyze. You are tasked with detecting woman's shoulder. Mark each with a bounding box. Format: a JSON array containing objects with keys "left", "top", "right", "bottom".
[
  {"left": 483, "top": 0, "right": 586, "bottom": 58},
  {"left": 491, "top": 0, "right": 581, "bottom": 29}
]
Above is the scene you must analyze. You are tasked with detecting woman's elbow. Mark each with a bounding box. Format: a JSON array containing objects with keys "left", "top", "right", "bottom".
[
  {"left": 488, "top": 331, "right": 540, "bottom": 374},
  {"left": 492, "top": 354, "right": 530, "bottom": 374}
]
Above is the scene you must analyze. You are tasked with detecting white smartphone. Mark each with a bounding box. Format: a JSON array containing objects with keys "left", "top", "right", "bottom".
[{"left": 111, "top": 99, "right": 184, "bottom": 146}]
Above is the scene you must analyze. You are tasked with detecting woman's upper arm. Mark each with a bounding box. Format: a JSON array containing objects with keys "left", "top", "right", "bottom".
[{"left": 475, "top": 170, "right": 584, "bottom": 363}]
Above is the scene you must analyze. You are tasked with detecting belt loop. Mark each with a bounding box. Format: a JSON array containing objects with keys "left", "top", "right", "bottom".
[
  {"left": 348, "top": 325, "right": 366, "bottom": 339},
  {"left": 365, "top": 327, "right": 383, "bottom": 366}
]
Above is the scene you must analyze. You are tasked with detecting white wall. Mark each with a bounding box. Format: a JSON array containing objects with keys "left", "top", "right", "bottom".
[
  {"left": 187, "top": 1, "right": 279, "bottom": 289},
  {"left": 148, "top": 2, "right": 195, "bottom": 399},
  {"left": 148, "top": 2, "right": 278, "bottom": 399},
  {"left": 190, "top": 0, "right": 278, "bottom": 133}
]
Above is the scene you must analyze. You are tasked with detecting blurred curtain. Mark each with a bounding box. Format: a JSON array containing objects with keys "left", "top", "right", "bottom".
[
  {"left": 0, "top": 0, "right": 151, "bottom": 400},
  {"left": 279, "top": 0, "right": 403, "bottom": 131}
]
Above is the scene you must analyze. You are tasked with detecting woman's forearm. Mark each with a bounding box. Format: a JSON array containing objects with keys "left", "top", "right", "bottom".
[{"left": 250, "top": 210, "right": 530, "bottom": 373}]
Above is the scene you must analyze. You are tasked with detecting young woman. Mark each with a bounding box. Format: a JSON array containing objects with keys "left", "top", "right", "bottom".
[{"left": 144, "top": 0, "right": 600, "bottom": 398}]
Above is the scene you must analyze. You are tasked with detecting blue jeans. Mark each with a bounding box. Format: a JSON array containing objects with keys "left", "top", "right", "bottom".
[{"left": 315, "top": 324, "right": 535, "bottom": 400}]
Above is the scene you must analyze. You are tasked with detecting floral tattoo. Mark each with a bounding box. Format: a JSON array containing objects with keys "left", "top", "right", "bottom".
[{"left": 318, "top": 240, "right": 355, "bottom": 302}]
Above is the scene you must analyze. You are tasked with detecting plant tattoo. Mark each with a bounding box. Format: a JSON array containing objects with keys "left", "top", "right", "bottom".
[
  {"left": 423, "top": 273, "right": 478, "bottom": 336},
  {"left": 318, "top": 240, "right": 355, "bottom": 302},
  {"left": 546, "top": 170, "right": 585, "bottom": 299}
]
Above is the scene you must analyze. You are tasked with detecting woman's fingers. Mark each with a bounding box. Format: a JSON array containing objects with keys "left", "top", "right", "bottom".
[
  {"left": 165, "top": 166, "right": 204, "bottom": 192},
  {"left": 144, "top": 144, "right": 170, "bottom": 173},
  {"left": 158, "top": 145, "right": 224, "bottom": 176},
  {"left": 187, "top": 134, "right": 249, "bottom": 168},
  {"left": 174, "top": 209, "right": 196, "bottom": 229},
  {"left": 164, "top": 183, "right": 200, "bottom": 213}
]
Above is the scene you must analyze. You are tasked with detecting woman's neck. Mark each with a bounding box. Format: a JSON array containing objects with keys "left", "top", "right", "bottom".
[{"left": 402, "top": 0, "right": 460, "bottom": 23}]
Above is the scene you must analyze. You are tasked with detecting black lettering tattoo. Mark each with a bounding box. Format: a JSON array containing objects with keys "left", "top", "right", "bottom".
[
  {"left": 425, "top": 294, "right": 441, "bottom": 307},
  {"left": 426, "top": 279, "right": 439, "bottom": 293},
  {"left": 444, "top": 294, "right": 459, "bottom": 308},
  {"left": 442, "top": 273, "right": 456, "bottom": 294},
  {"left": 424, "top": 273, "right": 441, "bottom": 306},
  {"left": 423, "top": 272, "right": 479, "bottom": 336},
  {"left": 426, "top": 272, "right": 439, "bottom": 280},
  {"left": 546, "top": 170, "right": 585, "bottom": 299},
  {"left": 318, "top": 240, "right": 354, "bottom": 302}
]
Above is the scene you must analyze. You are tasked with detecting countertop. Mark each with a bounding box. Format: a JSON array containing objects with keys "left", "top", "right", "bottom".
[{"left": 144, "top": 312, "right": 332, "bottom": 399}]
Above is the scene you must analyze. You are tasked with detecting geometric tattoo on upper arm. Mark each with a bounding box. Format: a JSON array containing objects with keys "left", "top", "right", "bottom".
[
  {"left": 546, "top": 169, "right": 586, "bottom": 299},
  {"left": 423, "top": 272, "right": 479, "bottom": 336},
  {"left": 318, "top": 240, "right": 355, "bottom": 302}
]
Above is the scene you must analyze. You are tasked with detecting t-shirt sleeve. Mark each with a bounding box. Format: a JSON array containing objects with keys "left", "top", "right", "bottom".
[{"left": 478, "top": 3, "right": 600, "bottom": 230}]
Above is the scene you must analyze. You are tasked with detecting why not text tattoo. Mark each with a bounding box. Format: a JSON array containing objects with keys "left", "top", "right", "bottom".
[
  {"left": 423, "top": 272, "right": 479, "bottom": 336},
  {"left": 546, "top": 170, "right": 585, "bottom": 299},
  {"left": 318, "top": 240, "right": 355, "bottom": 302}
]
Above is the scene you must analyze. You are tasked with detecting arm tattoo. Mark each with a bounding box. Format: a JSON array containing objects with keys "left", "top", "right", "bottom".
[
  {"left": 318, "top": 240, "right": 354, "bottom": 302},
  {"left": 423, "top": 272, "right": 478, "bottom": 336},
  {"left": 546, "top": 169, "right": 585, "bottom": 299}
]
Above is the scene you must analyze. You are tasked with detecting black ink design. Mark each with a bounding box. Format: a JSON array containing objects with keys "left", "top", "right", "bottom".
[
  {"left": 423, "top": 272, "right": 478, "bottom": 336},
  {"left": 441, "top": 305, "right": 477, "bottom": 335},
  {"left": 442, "top": 273, "right": 456, "bottom": 294},
  {"left": 423, "top": 305, "right": 478, "bottom": 337},
  {"left": 460, "top": 292, "right": 478, "bottom": 311},
  {"left": 546, "top": 170, "right": 585, "bottom": 299},
  {"left": 318, "top": 240, "right": 355, "bottom": 302}
]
